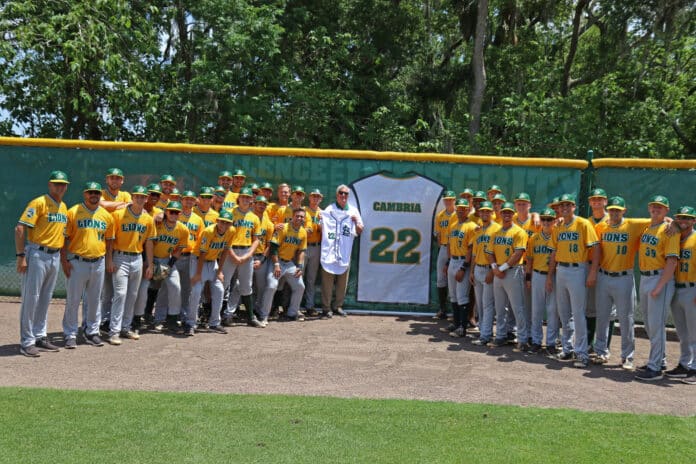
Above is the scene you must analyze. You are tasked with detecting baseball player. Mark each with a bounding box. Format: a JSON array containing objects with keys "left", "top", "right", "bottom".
[
  {"left": 303, "top": 188, "right": 324, "bottom": 316},
  {"left": 635, "top": 195, "right": 679, "bottom": 381},
  {"left": 107, "top": 185, "right": 156, "bottom": 343},
  {"left": 468, "top": 191, "right": 487, "bottom": 226},
  {"left": 669, "top": 206, "right": 696, "bottom": 384},
  {"left": 433, "top": 190, "right": 457, "bottom": 319},
  {"left": 491, "top": 193, "right": 506, "bottom": 224},
  {"left": 177, "top": 190, "right": 205, "bottom": 331},
  {"left": 193, "top": 186, "right": 220, "bottom": 226},
  {"left": 487, "top": 184, "right": 503, "bottom": 202},
  {"left": 513, "top": 192, "right": 540, "bottom": 343},
  {"left": 211, "top": 186, "right": 226, "bottom": 212},
  {"left": 269, "top": 183, "right": 291, "bottom": 225},
  {"left": 155, "top": 174, "right": 177, "bottom": 209},
  {"left": 135, "top": 183, "right": 165, "bottom": 326},
  {"left": 222, "top": 187, "right": 262, "bottom": 327},
  {"left": 15, "top": 170, "right": 70, "bottom": 356},
  {"left": 100, "top": 168, "right": 131, "bottom": 212},
  {"left": 280, "top": 186, "right": 307, "bottom": 223},
  {"left": 259, "top": 182, "right": 276, "bottom": 219},
  {"left": 229, "top": 169, "right": 246, "bottom": 201},
  {"left": 588, "top": 188, "right": 610, "bottom": 226},
  {"left": 470, "top": 201, "right": 501, "bottom": 346},
  {"left": 546, "top": 193, "right": 599, "bottom": 368},
  {"left": 218, "top": 170, "right": 237, "bottom": 211},
  {"left": 444, "top": 198, "right": 477, "bottom": 337},
  {"left": 487, "top": 202, "right": 530, "bottom": 352},
  {"left": 259, "top": 207, "right": 308, "bottom": 324},
  {"left": 525, "top": 208, "right": 559, "bottom": 354},
  {"left": 61, "top": 182, "right": 115, "bottom": 348},
  {"left": 592, "top": 196, "right": 651, "bottom": 368},
  {"left": 586, "top": 188, "right": 609, "bottom": 353},
  {"left": 186, "top": 210, "right": 236, "bottom": 335},
  {"left": 251, "top": 195, "right": 275, "bottom": 317}
]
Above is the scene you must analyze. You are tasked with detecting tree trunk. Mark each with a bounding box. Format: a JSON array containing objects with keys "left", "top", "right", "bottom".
[
  {"left": 562, "top": 0, "right": 588, "bottom": 97},
  {"left": 468, "top": 0, "right": 488, "bottom": 149}
]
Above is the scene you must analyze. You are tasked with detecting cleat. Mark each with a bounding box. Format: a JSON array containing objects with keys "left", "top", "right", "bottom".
[
  {"left": 108, "top": 335, "right": 122, "bottom": 346},
  {"left": 665, "top": 364, "right": 690, "bottom": 379},
  {"left": 20, "top": 345, "right": 40, "bottom": 357},
  {"left": 556, "top": 352, "right": 575, "bottom": 362},
  {"left": 621, "top": 358, "right": 635, "bottom": 371},
  {"left": 208, "top": 325, "right": 228, "bottom": 334},
  {"left": 636, "top": 369, "right": 663, "bottom": 381},
  {"left": 64, "top": 338, "right": 77, "bottom": 349},
  {"left": 35, "top": 337, "right": 60, "bottom": 352},
  {"left": 592, "top": 354, "right": 609, "bottom": 365},
  {"left": 84, "top": 333, "right": 104, "bottom": 347},
  {"left": 574, "top": 358, "right": 590, "bottom": 369},
  {"left": 120, "top": 330, "right": 140, "bottom": 340}
]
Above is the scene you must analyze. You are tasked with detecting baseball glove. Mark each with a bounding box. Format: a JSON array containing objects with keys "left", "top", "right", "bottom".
[{"left": 152, "top": 263, "right": 170, "bottom": 281}]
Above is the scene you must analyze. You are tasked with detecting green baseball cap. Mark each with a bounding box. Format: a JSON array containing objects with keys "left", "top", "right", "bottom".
[
  {"left": 648, "top": 195, "right": 669, "bottom": 208},
  {"left": 170, "top": 188, "right": 180, "bottom": 196},
  {"left": 459, "top": 188, "right": 475, "bottom": 197},
  {"left": 213, "top": 186, "right": 227, "bottom": 197},
  {"left": 559, "top": 193, "right": 576, "bottom": 205},
  {"left": 233, "top": 169, "right": 246, "bottom": 178},
  {"left": 607, "top": 196, "right": 626, "bottom": 210},
  {"left": 255, "top": 195, "right": 269, "bottom": 204},
  {"left": 239, "top": 187, "right": 254, "bottom": 197},
  {"left": 309, "top": 188, "right": 323, "bottom": 196},
  {"left": 199, "top": 186, "right": 214, "bottom": 197},
  {"left": 455, "top": 198, "right": 470, "bottom": 208},
  {"left": 160, "top": 174, "right": 176, "bottom": 184},
  {"left": 442, "top": 190, "right": 456, "bottom": 199},
  {"left": 166, "top": 201, "right": 183, "bottom": 211},
  {"left": 492, "top": 193, "right": 506, "bottom": 202},
  {"left": 501, "top": 202, "right": 515, "bottom": 212},
  {"left": 515, "top": 192, "right": 531, "bottom": 202},
  {"left": 106, "top": 168, "right": 124, "bottom": 178},
  {"left": 549, "top": 196, "right": 560, "bottom": 207},
  {"left": 539, "top": 208, "right": 556, "bottom": 218},
  {"left": 249, "top": 183, "right": 260, "bottom": 192},
  {"left": 83, "top": 181, "right": 102, "bottom": 192},
  {"left": 218, "top": 210, "right": 234, "bottom": 223},
  {"left": 260, "top": 182, "right": 273, "bottom": 191},
  {"left": 478, "top": 201, "right": 493, "bottom": 211},
  {"left": 292, "top": 185, "right": 305, "bottom": 194},
  {"left": 218, "top": 170, "right": 233, "bottom": 179},
  {"left": 147, "top": 183, "right": 163, "bottom": 194},
  {"left": 675, "top": 206, "right": 696, "bottom": 218},
  {"left": 488, "top": 184, "right": 502, "bottom": 193},
  {"left": 49, "top": 170, "right": 70, "bottom": 184},
  {"left": 473, "top": 190, "right": 486, "bottom": 200},
  {"left": 182, "top": 190, "right": 197, "bottom": 199},
  {"left": 131, "top": 185, "right": 148, "bottom": 196},
  {"left": 589, "top": 188, "right": 607, "bottom": 199}
]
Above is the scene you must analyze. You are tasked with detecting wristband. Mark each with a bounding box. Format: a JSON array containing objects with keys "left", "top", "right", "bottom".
[
  {"left": 490, "top": 263, "right": 498, "bottom": 269},
  {"left": 499, "top": 263, "right": 510, "bottom": 272},
  {"left": 274, "top": 262, "right": 280, "bottom": 267},
  {"left": 16, "top": 252, "right": 25, "bottom": 257}
]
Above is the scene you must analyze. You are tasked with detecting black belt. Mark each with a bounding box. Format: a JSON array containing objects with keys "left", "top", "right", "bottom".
[
  {"left": 307, "top": 242, "right": 321, "bottom": 247},
  {"left": 181, "top": 252, "right": 191, "bottom": 256},
  {"left": 115, "top": 250, "right": 140, "bottom": 256},
  {"left": 451, "top": 255, "right": 466, "bottom": 259},
  {"left": 476, "top": 264, "right": 490, "bottom": 269},
  {"left": 534, "top": 270, "right": 548, "bottom": 275},
  {"left": 72, "top": 255, "right": 101, "bottom": 263},
  {"left": 640, "top": 270, "right": 660, "bottom": 276},
  {"left": 675, "top": 282, "right": 696, "bottom": 288},
  {"left": 38, "top": 246, "right": 60, "bottom": 254},
  {"left": 231, "top": 245, "right": 248, "bottom": 250},
  {"left": 600, "top": 269, "right": 629, "bottom": 277},
  {"left": 280, "top": 259, "right": 292, "bottom": 263},
  {"left": 557, "top": 262, "right": 581, "bottom": 268}
]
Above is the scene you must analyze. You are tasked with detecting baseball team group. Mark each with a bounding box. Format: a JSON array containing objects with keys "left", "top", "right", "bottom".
[
  {"left": 14, "top": 169, "right": 696, "bottom": 385},
  {"left": 16, "top": 169, "right": 362, "bottom": 355}
]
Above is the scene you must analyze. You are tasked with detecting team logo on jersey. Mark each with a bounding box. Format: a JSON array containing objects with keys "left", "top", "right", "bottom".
[
  {"left": 284, "top": 236, "right": 302, "bottom": 246},
  {"left": 602, "top": 232, "right": 629, "bottom": 243},
  {"left": 47, "top": 212, "right": 67, "bottom": 223},
  {"left": 25, "top": 208, "right": 35, "bottom": 219},
  {"left": 641, "top": 234, "right": 658, "bottom": 246},
  {"left": 681, "top": 249, "right": 692, "bottom": 259},
  {"left": 558, "top": 232, "right": 580, "bottom": 241},
  {"left": 494, "top": 236, "right": 514, "bottom": 246}
]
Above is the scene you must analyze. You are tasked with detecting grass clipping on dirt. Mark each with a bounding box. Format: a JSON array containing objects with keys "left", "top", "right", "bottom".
[{"left": 0, "top": 387, "right": 694, "bottom": 463}]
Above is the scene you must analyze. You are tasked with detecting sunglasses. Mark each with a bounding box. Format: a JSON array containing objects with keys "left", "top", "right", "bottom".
[
  {"left": 168, "top": 210, "right": 181, "bottom": 215},
  {"left": 338, "top": 191, "right": 350, "bottom": 196},
  {"left": 541, "top": 218, "right": 554, "bottom": 222}
]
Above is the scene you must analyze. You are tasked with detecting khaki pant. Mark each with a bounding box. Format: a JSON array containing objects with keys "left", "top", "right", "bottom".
[{"left": 321, "top": 267, "right": 350, "bottom": 311}]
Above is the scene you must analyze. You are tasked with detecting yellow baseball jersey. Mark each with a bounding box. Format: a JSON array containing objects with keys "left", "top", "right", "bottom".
[
  {"left": 676, "top": 231, "right": 696, "bottom": 283},
  {"left": 270, "top": 204, "right": 289, "bottom": 224},
  {"left": 230, "top": 207, "right": 261, "bottom": 246},
  {"left": 193, "top": 224, "right": 236, "bottom": 261},
  {"left": 595, "top": 218, "right": 651, "bottom": 272},
  {"left": 589, "top": 212, "right": 610, "bottom": 231},
  {"left": 468, "top": 213, "right": 483, "bottom": 226},
  {"left": 492, "top": 211, "right": 502, "bottom": 224},
  {"left": 272, "top": 223, "right": 307, "bottom": 261},
  {"left": 305, "top": 207, "right": 322, "bottom": 244},
  {"left": 527, "top": 231, "right": 554, "bottom": 272},
  {"left": 447, "top": 218, "right": 477, "bottom": 257},
  {"left": 18, "top": 194, "right": 68, "bottom": 249},
  {"left": 179, "top": 211, "right": 205, "bottom": 253},
  {"left": 486, "top": 224, "right": 528, "bottom": 266},
  {"left": 434, "top": 209, "right": 456, "bottom": 246},
  {"left": 513, "top": 214, "right": 540, "bottom": 238},
  {"left": 156, "top": 196, "right": 171, "bottom": 210},
  {"left": 101, "top": 189, "right": 132, "bottom": 203},
  {"left": 638, "top": 222, "right": 680, "bottom": 272},
  {"left": 550, "top": 216, "right": 598, "bottom": 263},
  {"left": 255, "top": 214, "right": 275, "bottom": 255},
  {"left": 192, "top": 206, "right": 219, "bottom": 227},
  {"left": 144, "top": 205, "right": 163, "bottom": 218},
  {"left": 281, "top": 204, "right": 308, "bottom": 224},
  {"left": 65, "top": 204, "right": 115, "bottom": 258},
  {"left": 111, "top": 207, "right": 156, "bottom": 253},
  {"left": 153, "top": 221, "right": 189, "bottom": 259},
  {"left": 471, "top": 222, "right": 502, "bottom": 266},
  {"left": 222, "top": 191, "right": 237, "bottom": 212}
]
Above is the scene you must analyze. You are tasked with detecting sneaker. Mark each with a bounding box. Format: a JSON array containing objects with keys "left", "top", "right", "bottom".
[
  {"left": 636, "top": 368, "right": 663, "bottom": 381},
  {"left": 20, "top": 345, "right": 40, "bottom": 357},
  {"left": 335, "top": 308, "right": 347, "bottom": 317},
  {"left": 638, "top": 363, "right": 667, "bottom": 371},
  {"left": 35, "top": 337, "right": 60, "bottom": 352},
  {"left": 108, "top": 335, "right": 122, "bottom": 346},
  {"left": 221, "top": 317, "right": 234, "bottom": 327},
  {"left": 528, "top": 343, "right": 542, "bottom": 354},
  {"left": 574, "top": 358, "right": 590, "bottom": 369},
  {"left": 681, "top": 373, "right": 696, "bottom": 385},
  {"left": 152, "top": 322, "right": 164, "bottom": 332},
  {"left": 488, "top": 338, "right": 506, "bottom": 348},
  {"left": 305, "top": 308, "right": 319, "bottom": 317},
  {"left": 621, "top": 358, "right": 635, "bottom": 371},
  {"left": 543, "top": 346, "right": 558, "bottom": 358},
  {"left": 513, "top": 342, "right": 530, "bottom": 353},
  {"left": 466, "top": 325, "right": 480, "bottom": 334},
  {"left": 665, "top": 364, "right": 690, "bottom": 379},
  {"left": 506, "top": 333, "right": 518, "bottom": 345},
  {"left": 557, "top": 352, "right": 575, "bottom": 362},
  {"left": 258, "top": 319, "right": 268, "bottom": 328},
  {"left": 432, "top": 310, "right": 447, "bottom": 320},
  {"left": 208, "top": 325, "right": 228, "bottom": 334},
  {"left": 249, "top": 318, "right": 263, "bottom": 328},
  {"left": 592, "top": 354, "right": 609, "bottom": 365},
  {"left": 449, "top": 326, "right": 465, "bottom": 338},
  {"left": 287, "top": 314, "right": 305, "bottom": 322},
  {"left": 84, "top": 333, "right": 104, "bottom": 347},
  {"left": 471, "top": 338, "right": 489, "bottom": 346},
  {"left": 321, "top": 310, "right": 333, "bottom": 319},
  {"left": 440, "top": 323, "right": 456, "bottom": 333},
  {"left": 186, "top": 326, "right": 195, "bottom": 337},
  {"left": 64, "top": 338, "right": 77, "bottom": 349},
  {"left": 120, "top": 330, "right": 140, "bottom": 340}
]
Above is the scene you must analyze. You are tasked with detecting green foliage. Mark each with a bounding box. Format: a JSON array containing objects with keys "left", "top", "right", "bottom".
[{"left": 0, "top": 0, "right": 694, "bottom": 157}]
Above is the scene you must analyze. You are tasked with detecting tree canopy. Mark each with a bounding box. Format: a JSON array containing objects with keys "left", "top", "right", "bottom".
[{"left": 1, "top": 0, "right": 694, "bottom": 158}]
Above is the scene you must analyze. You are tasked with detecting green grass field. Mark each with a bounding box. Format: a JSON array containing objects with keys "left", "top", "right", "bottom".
[{"left": 1, "top": 387, "right": 693, "bottom": 463}]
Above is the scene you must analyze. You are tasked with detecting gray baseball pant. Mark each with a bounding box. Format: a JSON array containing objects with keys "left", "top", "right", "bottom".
[
  {"left": 153, "top": 257, "right": 182, "bottom": 322},
  {"left": 530, "top": 270, "right": 558, "bottom": 347},
  {"left": 19, "top": 244, "right": 61, "bottom": 348},
  {"left": 261, "top": 260, "right": 305, "bottom": 319},
  {"left": 63, "top": 256, "right": 105, "bottom": 339},
  {"left": 110, "top": 252, "right": 143, "bottom": 336},
  {"left": 640, "top": 272, "right": 675, "bottom": 372},
  {"left": 555, "top": 264, "right": 589, "bottom": 361},
  {"left": 671, "top": 285, "right": 696, "bottom": 370},
  {"left": 473, "top": 264, "right": 495, "bottom": 342},
  {"left": 187, "top": 258, "right": 224, "bottom": 328},
  {"left": 594, "top": 271, "right": 635, "bottom": 361},
  {"left": 493, "top": 265, "right": 529, "bottom": 343}
]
